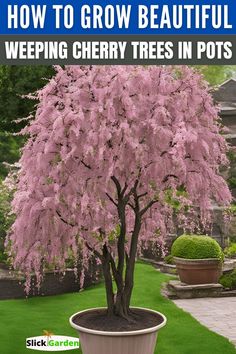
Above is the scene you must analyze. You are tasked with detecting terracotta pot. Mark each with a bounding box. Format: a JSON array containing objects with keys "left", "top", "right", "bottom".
[
  {"left": 69, "top": 307, "right": 166, "bottom": 354},
  {"left": 174, "top": 257, "right": 222, "bottom": 285}
]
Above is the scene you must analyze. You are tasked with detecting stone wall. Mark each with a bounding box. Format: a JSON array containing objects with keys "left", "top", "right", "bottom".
[{"left": 0, "top": 261, "right": 101, "bottom": 300}]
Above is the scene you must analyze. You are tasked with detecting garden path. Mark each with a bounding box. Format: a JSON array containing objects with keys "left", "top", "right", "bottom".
[{"left": 173, "top": 297, "right": 236, "bottom": 347}]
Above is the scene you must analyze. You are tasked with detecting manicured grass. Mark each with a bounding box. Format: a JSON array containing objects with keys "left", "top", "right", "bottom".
[{"left": 0, "top": 263, "right": 235, "bottom": 354}]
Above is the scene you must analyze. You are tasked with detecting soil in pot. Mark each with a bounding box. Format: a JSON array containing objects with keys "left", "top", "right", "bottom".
[{"left": 73, "top": 308, "right": 163, "bottom": 332}]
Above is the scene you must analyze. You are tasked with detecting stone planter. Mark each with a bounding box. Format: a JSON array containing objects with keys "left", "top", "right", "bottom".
[
  {"left": 69, "top": 307, "right": 166, "bottom": 354},
  {"left": 174, "top": 257, "right": 222, "bottom": 284}
]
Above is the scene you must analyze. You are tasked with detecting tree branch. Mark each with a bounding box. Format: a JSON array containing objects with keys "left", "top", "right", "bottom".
[
  {"left": 116, "top": 200, "right": 127, "bottom": 280},
  {"left": 106, "top": 193, "right": 118, "bottom": 207},
  {"left": 127, "top": 202, "right": 135, "bottom": 210},
  {"left": 162, "top": 174, "right": 178, "bottom": 183},
  {"left": 81, "top": 160, "right": 92, "bottom": 169},
  {"left": 125, "top": 250, "right": 129, "bottom": 264},
  {"left": 124, "top": 178, "right": 139, "bottom": 203},
  {"left": 123, "top": 208, "right": 141, "bottom": 311},
  {"left": 137, "top": 192, "right": 148, "bottom": 199},
  {"left": 109, "top": 253, "right": 118, "bottom": 278},
  {"left": 56, "top": 210, "right": 76, "bottom": 227},
  {"left": 111, "top": 176, "right": 122, "bottom": 196},
  {"left": 85, "top": 242, "right": 102, "bottom": 260},
  {"left": 140, "top": 199, "right": 158, "bottom": 216},
  {"left": 102, "top": 244, "right": 114, "bottom": 315},
  {"left": 133, "top": 188, "right": 140, "bottom": 212},
  {"left": 121, "top": 183, "right": 128, "bottom": 198}
]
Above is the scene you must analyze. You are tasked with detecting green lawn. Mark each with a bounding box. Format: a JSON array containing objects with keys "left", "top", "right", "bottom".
[{"left": 0, "top": 263, "right": 235, "bottom": 354}]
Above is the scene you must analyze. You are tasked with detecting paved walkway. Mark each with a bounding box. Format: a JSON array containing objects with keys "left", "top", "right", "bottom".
[{"left": 173, "top": 298, "right": 236, "bottom": 347}]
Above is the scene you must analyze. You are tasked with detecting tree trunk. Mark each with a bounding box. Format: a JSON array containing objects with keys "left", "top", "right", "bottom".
[
  {"left": 103, "top": 176, "right": 147, "bottom": 320},
  {"left": 110, "top": 213, "right": 142, "bottom": 319},
  {"left": 102, "top": 247, "right": 114, "bottom": 316},
  {"left": 123, "top": 214, "right": 141, "bottom": 314}
]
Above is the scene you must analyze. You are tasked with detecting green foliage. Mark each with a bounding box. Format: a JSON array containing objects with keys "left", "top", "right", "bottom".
[
  {"left": 194, "top": 66, "right": 236, "bottom": 86},
  {"left": 164, "top": 187, "right": 188, "bottom": 212},
  {"left": 171, "top": 234, "right": 224, "bottom": 261},
  {"left": 0, "top": 249, "right": 6, "bottom": 263},
  {"left": 0, "top": 133, "right": 22, "bottom": 177},
  {"left": 220, "top": 269, "right": 236, "bottom": 290},
  {"left": 0, "top": 66, "right": 55, "bottom": 132},
  {"left": 224, "top": 243, "right": 236, "bottom": 258},
  {"left": 0, "top": 66, "right": 55, "bottom": 178},
  {"left": 227, "top": 150, "right": 236, "bottom": 164},
  {"left": 230, "top": 235, "right": 236, "bottom": 243},
  {"left": 108, "top": 225, "right": 120, "bottom": 242},
  {"left": 228, "top": 177, "right": 236, "bottom": 189},
  {"left": 164, "top": 254, "right": 174, "bottom": 264},
  {"left": 0, "top": 178, "right": 15, "bottom": 261},
  {"left": 226, "top": 204, "right": 236, "bottom": 214}
]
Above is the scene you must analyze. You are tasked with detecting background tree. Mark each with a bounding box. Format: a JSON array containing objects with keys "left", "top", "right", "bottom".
[
  {"left": 0, "top": 169, "right": 17, "bottom": 262},
  {"left": 0, "top": 66, "right": 55, "bottom": 178},
  {"left": 7, "top": 66, "right": 232, "bottom": 319},
  {"left": 195, "top": 66, "right": 236, "bottom": 86}
]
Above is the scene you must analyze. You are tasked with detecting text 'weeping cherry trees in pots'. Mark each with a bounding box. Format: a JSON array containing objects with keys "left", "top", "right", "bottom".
[{"left": 7, "top": 66, "right": 232, "bottom": 354}]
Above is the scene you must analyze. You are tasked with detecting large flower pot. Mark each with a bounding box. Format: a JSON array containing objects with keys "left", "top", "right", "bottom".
[
  {"left": 69, "top": 307, "right": 166, "bottom": 354},
  {"left": 174, "top": 257, "right": 222, "bottom": 284}
]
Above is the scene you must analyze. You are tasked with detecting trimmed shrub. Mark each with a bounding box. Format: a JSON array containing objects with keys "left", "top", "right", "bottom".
[
  {"left": 224, "top": 243, "right": 236, "bottom": 259},
  {"left": 171, "top": 234, "right": 224, "bottom": 261},
  {"left": 220, "top": 269, "right": 236, "bottom": 290}
]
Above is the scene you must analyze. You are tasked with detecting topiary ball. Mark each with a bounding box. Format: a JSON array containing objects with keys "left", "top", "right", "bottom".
[{"left": 171, "top": 234, "right": 224, "bottom": 261}]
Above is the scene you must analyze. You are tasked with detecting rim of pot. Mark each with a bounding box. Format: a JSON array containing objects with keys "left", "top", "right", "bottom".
[
  {"left": 173, "top": 257, "right": 222, "bottom": 262},
  {"left": 69, "top": 307, "right": 167, "bottom": 336}
]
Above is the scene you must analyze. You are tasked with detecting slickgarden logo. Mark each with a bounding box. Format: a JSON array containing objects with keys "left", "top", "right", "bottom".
[{"left": 26, "top": 331, "right": 80, "bottom": 351}]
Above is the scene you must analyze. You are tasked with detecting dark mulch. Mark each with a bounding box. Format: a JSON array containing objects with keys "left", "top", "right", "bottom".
[{"left": 73, "top": 308, "right": 164, "bottom": 332}]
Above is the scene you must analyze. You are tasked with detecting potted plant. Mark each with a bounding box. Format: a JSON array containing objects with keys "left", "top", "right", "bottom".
[
  {"left": 171, "top": 235, "right": 224, "bottom": 285},
  {"left": 7, "top": 66, "right": 231, "bottom": 354}
]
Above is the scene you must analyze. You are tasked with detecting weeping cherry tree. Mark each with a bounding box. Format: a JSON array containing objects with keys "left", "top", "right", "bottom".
[{"left": 7, "top": 66, "right": 231, "bottom": 319}]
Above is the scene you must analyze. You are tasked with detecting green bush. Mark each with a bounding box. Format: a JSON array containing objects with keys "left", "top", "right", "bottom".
[
  {"left": 0, "top": 176, "right": 16, "bottom": 262},
  {"left": 0, "top": 66, "right": 55, "bottom": 178},
  {"left": 171, "top": 234, "right": 224, "bottom": 261},
  {"left": 220, "top": 269, "right": 236, "bottom": 290},
  {"left": 164, "top": 255, "right": 174, "bottom": 264},
  {"left": 224, "top": 243, "right": 236, "bottom": 259},
  {"left": 0, "top": 250, "right": 7, "bottom": 263},
  {"left": 231, "top": 236, "right": 236, "bottom": 243}
]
